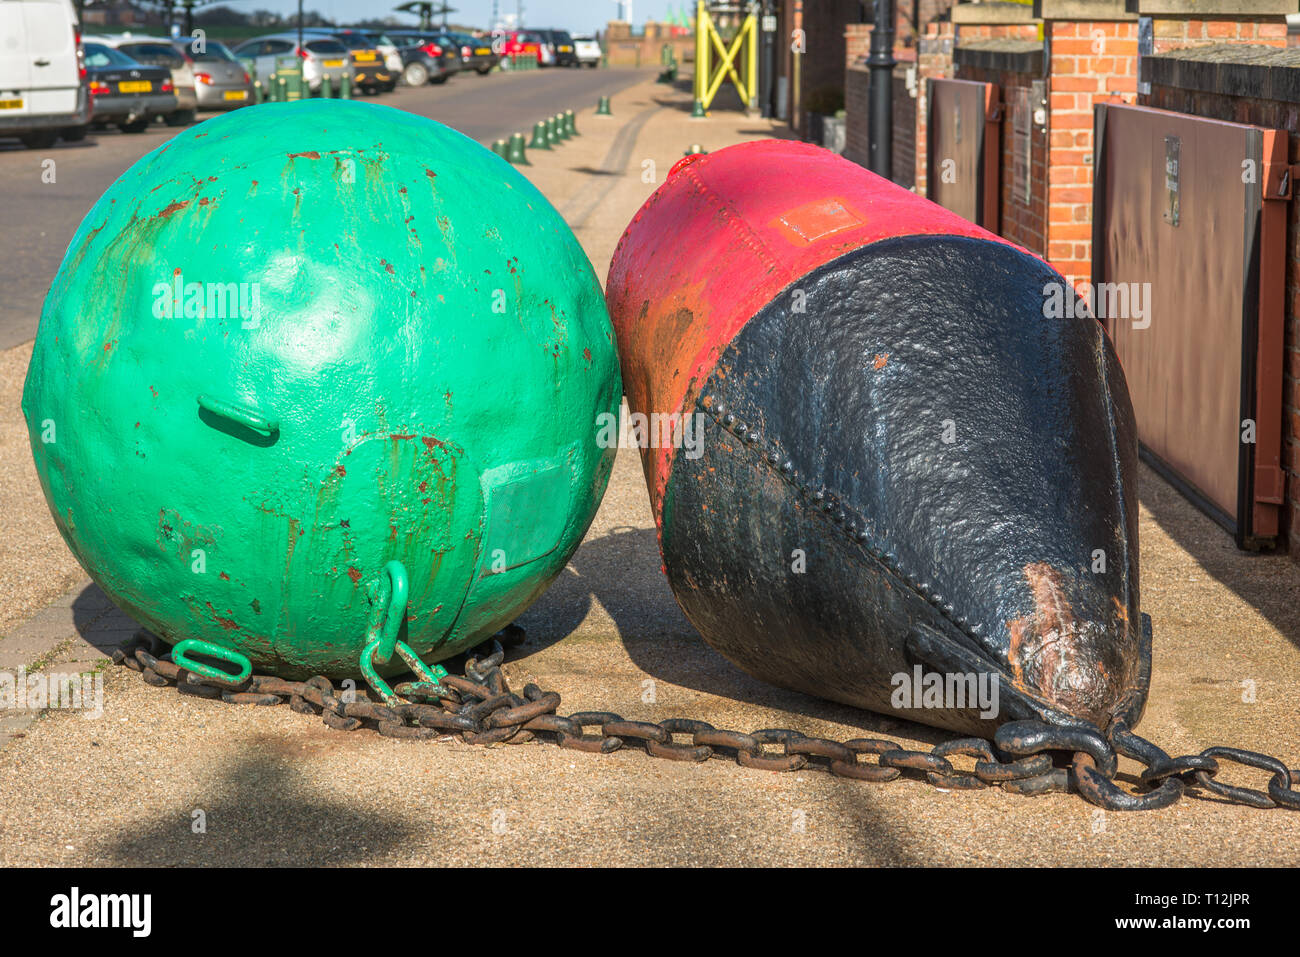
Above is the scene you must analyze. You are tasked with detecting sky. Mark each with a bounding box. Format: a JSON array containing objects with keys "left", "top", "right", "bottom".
[{"left": 240, "top": 0, "right": 685, "bottom": 33}]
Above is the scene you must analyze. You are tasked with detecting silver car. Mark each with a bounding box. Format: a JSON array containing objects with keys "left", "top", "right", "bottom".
[
  {"left": 233, "top": 33, "right": 355, "bottom": 94},
  {"left": 153, "top": 37, "right": 250, "bottom": 110}
]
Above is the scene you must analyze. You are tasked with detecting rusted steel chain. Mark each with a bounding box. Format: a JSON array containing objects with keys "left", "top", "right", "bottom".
[{"left": 111, "top": 628, "right": 1300, "bottom": 812}]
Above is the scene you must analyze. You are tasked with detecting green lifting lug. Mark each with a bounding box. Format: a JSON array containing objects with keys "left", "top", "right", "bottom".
[
  {"left": 172, "top": 638, "right": 253, "bottom": 686},
  {"left": 359, "top": 561, "right": 449, "bottom": 705}
]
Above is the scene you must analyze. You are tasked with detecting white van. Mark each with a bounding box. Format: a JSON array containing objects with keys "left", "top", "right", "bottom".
[{"left": 0, "top": 0, "right": 89, "bottom": 148}]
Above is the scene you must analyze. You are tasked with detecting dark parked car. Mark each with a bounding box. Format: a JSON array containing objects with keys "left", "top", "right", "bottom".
[
  {"left": 449, "top": 32, "right": 497, "bottom": 74},
  {"left": 536, "top": 29, "right": 577, "bottom": 67},
  {"left": 392, "top": 44, "right": 448, "bottom": 86},
  {"left": 388, "top": 31, "right": 462, "bottom": 82},
  {"left": 82, "top": 42, "right": 177, "bottom": 133}
]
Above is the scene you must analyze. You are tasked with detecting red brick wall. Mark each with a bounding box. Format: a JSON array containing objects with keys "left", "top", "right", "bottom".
[
  {"left": 1152, "top": 16, "right": 1288, "bottom": 51},
  {"left": 1044, "top": 20, "right": 1138, "bottom": 283},
  {"left": 1142, "top": 83, "right": 1300, "bottom": 556},
  {"left": 956, "top": 23, "right": 1042, "bottom": 42}
]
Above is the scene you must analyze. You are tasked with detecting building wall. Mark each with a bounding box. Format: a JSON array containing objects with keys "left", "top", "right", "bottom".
[
  {"left": 1151, "top": 16, "right": 1289, "bottom": 51},
  {"left": 845, "top": 26, "right": 918, "bottom": 189},
  {"left": 843, "top": 2, "right": 1300, "bottom": 560},
  {"left": 797, "top": 0, "right": 866, "bottom": 133},
  {"left": 956, "top": 64, "right": 1048, "bottom": 256}
]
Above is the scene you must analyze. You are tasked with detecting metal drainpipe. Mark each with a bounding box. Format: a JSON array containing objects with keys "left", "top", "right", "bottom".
[{"left": 867, "top": 0, "right": 895, "bottom": 180}]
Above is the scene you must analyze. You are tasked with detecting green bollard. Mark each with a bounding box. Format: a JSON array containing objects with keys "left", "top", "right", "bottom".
[
  {"left": 684, "top": 144, "right": 707, "bottom": 155},
  {"left": 321, "top": 74, "right": 333, "bottom": 98},
  {"left": 506, "top": 132, "right": 529, "bottom": 165},
  {"left": 553, "top": 113, "right": 568, "bottom": 142},
  {"left": 252, "top": 80, "right": 263, "bottom": 105},
  {"left": 657, "top": 45, "right": 675, "bottom": 84},
  {"left": 276, "top": 75, "right": 287, "bottom": 102},
  {"left": 340, "top": 71, "right": 352, "bottom": 99},
  {"left": 565, "top": 109, "right": 577, "bottom": 136},
  {"left": 596, "top": 95, "right": 611, "bottom": 116},
  {"left": 691, "top": 99, "right": 707, "bottom": 119},
  {"left": 491, "top": 138, "right": 508, "bottom": 158},
  {"left": 546, "top": 116, "right": 559, "bottom": 146},
  {"left": 528, "top": 120, "right": 551, "bottom": 150}
]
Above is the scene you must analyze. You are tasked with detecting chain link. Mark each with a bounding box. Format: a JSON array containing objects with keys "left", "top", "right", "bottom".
[{"left": 111, "top": 628, "right": 1299, "bottom": 812}]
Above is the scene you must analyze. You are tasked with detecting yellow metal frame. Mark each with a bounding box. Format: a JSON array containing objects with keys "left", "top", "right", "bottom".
[{"left": 693, "top": 0, "right": 759, "bottom": 113}]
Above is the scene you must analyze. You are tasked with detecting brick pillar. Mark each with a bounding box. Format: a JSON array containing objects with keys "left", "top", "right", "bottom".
[
  {"left": 1041, "top": 6, "right": 1138, "bottom": 283},
  {"left": 846, "top": 22, "right": 871, "bottom": 66},
  {"left": 915, "top": 21, "right": 955, "bottom": 196}
]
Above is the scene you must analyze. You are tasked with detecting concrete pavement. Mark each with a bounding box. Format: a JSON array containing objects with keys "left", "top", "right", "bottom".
[{"left": 1, "top": 76, "right": 1298, "bottom": 867}]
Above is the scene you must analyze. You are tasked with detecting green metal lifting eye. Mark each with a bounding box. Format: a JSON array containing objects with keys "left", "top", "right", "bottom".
[
  {"left": 357, "top": 560, "right": 449, "bottom": 706},
  {"left": 172, "top": 638, "right": 253, "bottom": 685},
  {"left": 197, "top": 394, "right": 279, "bottom": 436}
]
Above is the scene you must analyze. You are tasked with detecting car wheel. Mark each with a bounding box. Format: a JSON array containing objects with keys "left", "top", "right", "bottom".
[
  {"left": 118, "top": 118, "right": 150, "bottom": 134},
  {"left": 403, "top": 61, "right": 429, "bottom": 86},
  {"left": 59, "top": 126, "right": 88, "bottom": 142},
  {"left": 165, "top": 109, "right": 197, "bottom": 127},
  {"left": 19, "top": 130, "right": 58, "bottom": 150}
]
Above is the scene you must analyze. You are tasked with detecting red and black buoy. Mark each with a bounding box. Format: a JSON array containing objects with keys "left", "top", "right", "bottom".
[{"left": 608, "top": 140, "right": 1150, "bottom": 738}]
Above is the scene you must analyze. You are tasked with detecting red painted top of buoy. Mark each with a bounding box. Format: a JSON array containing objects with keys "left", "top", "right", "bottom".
[{"left": 606, "top": 138, "right": 1029, "bottom": 525}]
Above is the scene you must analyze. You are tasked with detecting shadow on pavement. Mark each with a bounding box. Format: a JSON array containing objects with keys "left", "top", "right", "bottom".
[
  {"left": 100, "top": 741, "right": 423, "bottom": 866},
  {"left": 517, "top": 525, "right": 949, "bottom": 747},
  {"left": 1137, "top": 463, "right": 1300, "bottom": 653}
]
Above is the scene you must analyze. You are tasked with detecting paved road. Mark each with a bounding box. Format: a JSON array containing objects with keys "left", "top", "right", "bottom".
[{"left": 0, "top": 67, "right": 650, "bottom": 350}]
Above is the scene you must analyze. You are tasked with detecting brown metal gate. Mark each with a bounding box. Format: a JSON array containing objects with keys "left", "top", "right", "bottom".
[
  {"left": 1092, "top": 103, "right": 1288, "bottom": 547},
  {"left": 926, "top": 78, "right": 1001, "bottom": 229}
]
